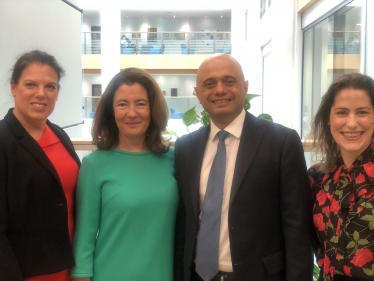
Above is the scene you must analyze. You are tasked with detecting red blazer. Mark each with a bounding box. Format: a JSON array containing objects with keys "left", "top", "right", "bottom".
[
  {"left": 0, "top": 109, "right": 81, "bottom": 280},
  {"left": 174, "top": 112, "right": 315, "bottom": 281}
]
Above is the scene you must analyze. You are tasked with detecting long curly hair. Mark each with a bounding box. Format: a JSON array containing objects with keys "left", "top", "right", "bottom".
[{"left": 309, "top": 73, "right": 374, "bottom": 172}]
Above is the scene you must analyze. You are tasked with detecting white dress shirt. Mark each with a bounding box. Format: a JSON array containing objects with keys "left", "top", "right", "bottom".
[{"left": 199, "top": 109, "right": 245, "bottom": 272}]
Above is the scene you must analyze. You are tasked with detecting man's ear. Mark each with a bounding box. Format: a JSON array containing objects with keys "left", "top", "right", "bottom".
[
  {"left": 244, "top": 80, "right": 249, "bottom": 93},
  {"left": 194, "top": 86, "right": 201, "bottom": 103}
]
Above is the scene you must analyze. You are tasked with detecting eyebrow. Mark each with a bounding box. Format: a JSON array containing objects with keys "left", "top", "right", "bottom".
[
  {"left": 202, "top": 75, "right": 237, "bottom": 83},
  {"left": 115, "top": 98, "right": 148, "bottom": 103}
]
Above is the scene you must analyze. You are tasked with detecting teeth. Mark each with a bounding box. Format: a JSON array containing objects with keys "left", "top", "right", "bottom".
[
  {"left": 32, "top": 103, "right": 45, "bottom": 107},
  {"left": 343, "top": 132, "right": 361, "bottom": 137},
  {"left": 214, "top": 100, "right": 229, "bottom": 104}
]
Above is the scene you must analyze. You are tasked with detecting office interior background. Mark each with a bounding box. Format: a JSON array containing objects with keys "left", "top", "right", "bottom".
[{"left": 1, "top": 0, "right": 374, "bottom": 165}]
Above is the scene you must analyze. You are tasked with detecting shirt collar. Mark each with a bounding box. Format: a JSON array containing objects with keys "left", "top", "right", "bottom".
[{"left": 209, "top": 109, "right": 246, "bottom": 140}]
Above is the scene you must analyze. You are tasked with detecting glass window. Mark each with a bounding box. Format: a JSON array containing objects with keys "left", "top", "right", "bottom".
[{"left": 301, "top": 4, "right": 363, "bottom": 139}]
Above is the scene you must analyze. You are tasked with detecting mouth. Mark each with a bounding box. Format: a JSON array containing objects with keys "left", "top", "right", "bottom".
[
  {"left": 31, "top": 102, "right": 47, "bottom": 109},
  {"left": 212, "top": 99, "right": 231, "bottom": 104},
  {"left": 341, "top": 132, "right": 364, "bottom": 138}
]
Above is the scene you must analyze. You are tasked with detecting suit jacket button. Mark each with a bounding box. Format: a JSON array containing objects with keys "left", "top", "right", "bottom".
[
  {"left": 193, "top": 229, "right": 196, "bottom": 235},
  {"left": 188, "top": 263, "right": 192, "bottom": 269}
]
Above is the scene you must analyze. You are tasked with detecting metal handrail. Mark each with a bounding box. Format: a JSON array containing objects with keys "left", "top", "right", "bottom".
[
  {"left": 81, "top": 31, "right": 231, "bottom": 55},
  {"left": 72, "top": 139, "right": 316, "bottom": 152}
]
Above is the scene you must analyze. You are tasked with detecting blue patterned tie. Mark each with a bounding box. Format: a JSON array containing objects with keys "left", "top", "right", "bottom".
[{"left": 196, "top": 130, "right": 229, "bottom": 281}]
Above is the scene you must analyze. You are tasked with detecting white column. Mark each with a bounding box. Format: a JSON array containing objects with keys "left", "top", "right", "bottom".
[
  {"left": 366, "top": 0, "right": 374, "bottom": 78},
  {"left": 100, "top": 5, "right": 121, "bottom": 92}
]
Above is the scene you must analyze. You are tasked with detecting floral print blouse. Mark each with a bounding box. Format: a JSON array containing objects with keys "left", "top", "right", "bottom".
[{"left": 308, "top": 143, "right": 374, "bottom": 281}]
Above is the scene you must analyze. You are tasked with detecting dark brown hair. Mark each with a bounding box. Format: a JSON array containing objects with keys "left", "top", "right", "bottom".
[
  {"left": 309, "top": 73, "right": 374, "bottom": 172},
  {"left": 92, "top": 67, "right": 170, "bottom": 153},
  {"left": 10, "top": 50, "right": 65, "bottom": 85}
]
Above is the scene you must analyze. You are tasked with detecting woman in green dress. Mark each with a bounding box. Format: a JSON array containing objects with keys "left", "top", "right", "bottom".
[{"left": 70, "top": 68, "right": 178, "bottom": 281}]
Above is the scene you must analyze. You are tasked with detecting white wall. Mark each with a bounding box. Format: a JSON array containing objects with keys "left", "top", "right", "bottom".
[
  {"left": 366, "top": 0, "right": 374, "bottom": 78},
  {"left": 238, "top": 0, "right": 302, "bottom": 131},
  {"left": 0, "top": 0, "right": 83, "bottom": 131}
]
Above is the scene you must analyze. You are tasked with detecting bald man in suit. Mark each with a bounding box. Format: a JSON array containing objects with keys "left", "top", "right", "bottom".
[{"left": 174, "top": 54, "right": 314, "bottom": 281}]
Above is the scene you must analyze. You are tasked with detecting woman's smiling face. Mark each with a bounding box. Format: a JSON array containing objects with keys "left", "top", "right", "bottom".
[{"left": 329, "top": 88, "right": 374, "bottom": 163}]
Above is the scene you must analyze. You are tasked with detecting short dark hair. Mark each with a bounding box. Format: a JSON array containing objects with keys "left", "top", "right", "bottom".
[
  {"left": 10, "top": 50, "right": 65, "bottom": 85},
  {"left": 310, "top": 72, "right": 374, "bottom": 172},
  {"left": 92, "top": 67, "right": 170, "bottom": 153}
]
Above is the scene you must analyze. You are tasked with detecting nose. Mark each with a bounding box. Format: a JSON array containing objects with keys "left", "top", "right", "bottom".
[
  {"left": 214, "top": 81, "right": 226, "bottom": 95},
  {"left": 35, "top": 86, "right": 46, "bottom": 98},
  {"left": 126, "top": 105, "right": 138, "bottom": 117},
  {"left": 346, "top": 113, "right": 357, "bottom": 128}
]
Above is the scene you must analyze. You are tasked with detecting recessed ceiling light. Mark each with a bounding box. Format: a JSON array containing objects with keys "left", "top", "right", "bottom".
[
  {"left": 173, "top": 15, "right": 176, "bottom": 18},
  {"left": 221, "top": 15, "right": 223, "bottom": 18}
]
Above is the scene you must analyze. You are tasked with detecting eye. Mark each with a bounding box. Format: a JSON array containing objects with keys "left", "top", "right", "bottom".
[
  {"left": 225, "top": 78, "right": 236, "bottom": 85},
  {"left": 46, "top": 84, "right": 57, "bottom": 91},
  {"left": 25, "top": 83, "right": 35, "bottom": 88},
  {"left": 117, "top": 102, "right": 128, "bottom": 108},
  {"left": 204, "top": 82, "right": 214, "bottom": 88},
  {"left": 336, "top": 110, "right": 347, "bottom": 116},
  {"left": 137, "top": 102, "right": 147, "bottom": 107},
  {"left": 357, "top": 110, "right": 369, "bottom": 116}
]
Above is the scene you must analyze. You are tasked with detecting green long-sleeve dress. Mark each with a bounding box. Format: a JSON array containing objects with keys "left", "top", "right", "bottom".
[{"left": 70, "top": 148, "right": 178, "bottom": 281}]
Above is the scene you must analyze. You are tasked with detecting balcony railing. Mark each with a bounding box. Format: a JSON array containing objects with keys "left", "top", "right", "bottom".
[
  {"left": 328, "top": 31, "right": 360, "bottom": 54},
  {"left": 72, "top": 139, "right": 316, "bottom": 152},
  {"left": 81, "top": 31, "right": 231, "bottom": 55}
]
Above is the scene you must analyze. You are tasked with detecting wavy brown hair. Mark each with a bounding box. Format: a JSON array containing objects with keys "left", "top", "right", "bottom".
[
  {"left": 309, "top": 73, "right": 374, "bottom": 172},
  {"left": 92, "top": 68, "right": 170, "bottom": 153}
]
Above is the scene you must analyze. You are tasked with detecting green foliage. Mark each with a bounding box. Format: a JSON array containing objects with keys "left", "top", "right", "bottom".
[
  {"left": 182, "top": 94, "right": 273, "bottom": 129},
  {"left": 162, "top": 129, "right": 178, "bottom": 137},
  {"left": 314, "top": 263, "right": 320, "bottom": 281}
]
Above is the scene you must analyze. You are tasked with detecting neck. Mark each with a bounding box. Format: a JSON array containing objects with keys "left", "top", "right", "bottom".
[
  {"left": 117, "top": 136, "right": 148, "bottom": 152},
  {"left": 341, "top": 152, "right": 360, "bottom": 168}
]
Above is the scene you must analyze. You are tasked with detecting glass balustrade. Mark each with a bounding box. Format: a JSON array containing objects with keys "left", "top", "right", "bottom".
[{"left": 81, "top": 31, "right": 231, "bottom": 55}]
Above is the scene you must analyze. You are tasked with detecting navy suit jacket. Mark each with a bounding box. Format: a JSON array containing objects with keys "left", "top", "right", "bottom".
[
  {"left": 0, "top": 109, "right": 81, "bottom": 280},
  {"left": 174, "top": 112, "right": 314, "bottom": 281}
]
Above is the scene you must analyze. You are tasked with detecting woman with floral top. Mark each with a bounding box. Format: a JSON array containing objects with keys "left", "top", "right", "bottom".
[{"left": 309, "top": 73, "right": 374, "bottom": 281}]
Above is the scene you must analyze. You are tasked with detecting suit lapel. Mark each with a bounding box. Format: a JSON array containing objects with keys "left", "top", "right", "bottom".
[
  {"left": 230, "top": 112, "right": 264, "bottom": 205},
  {"left": 5, "top": 110, "right": 63, "bottom": 186},
  {"left": 189, "top": 126, "right": 210, "bottom": 219}
]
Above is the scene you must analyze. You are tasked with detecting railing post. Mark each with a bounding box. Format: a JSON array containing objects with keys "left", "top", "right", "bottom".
[{"left": 84, "top": 32, "right": 87, "bottom": 55}]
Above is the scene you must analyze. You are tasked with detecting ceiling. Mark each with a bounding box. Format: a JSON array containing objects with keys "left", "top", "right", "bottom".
[{"left": 84, "top": 9, "right": 231, "bottom": 19}]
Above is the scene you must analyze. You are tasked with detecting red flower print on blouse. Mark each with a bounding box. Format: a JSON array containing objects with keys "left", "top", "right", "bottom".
[
  {"left": 343, "top": 265, "right": 352, "bottom": 277},
  {"left": 363, "top": 162, "right": 374, "bottom": 177},
  {"left": 322, "top": 174, "right": 330, "bottom": 184},
  {"left": 348, "top": 192, "right": 355, "bottom": 206},
  {"left": 358, "top": 188, "right": 367, "bottom": 197},
  {"left": 314, "top": 213, "right": 325, "bottom": 231},
  {"left": 355, "top": 173, "right": 365, "bottom": 184},
  {"left": 351, "top": 249, "right": 374, "bottom": 267},
  {"left": 322, "top": 206, "right": 330, "bottom": 216},
  {"left": 333, "top": 166, "right": 343, "bottom": 184},
  {"left": 335, "top": 218, "right": 341, "bottom": 236},
  {"left": 367, "top": 189, "right": 374, "bottom": 198},
  {"left": 330, "top": 198, "right": 341, "bottom": 213},
  {"left": 316, "top": 190, "right": 328, "bottom": 205},
  {"left": 323, "top": 255, "right": 331, "bottom": 275}
]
